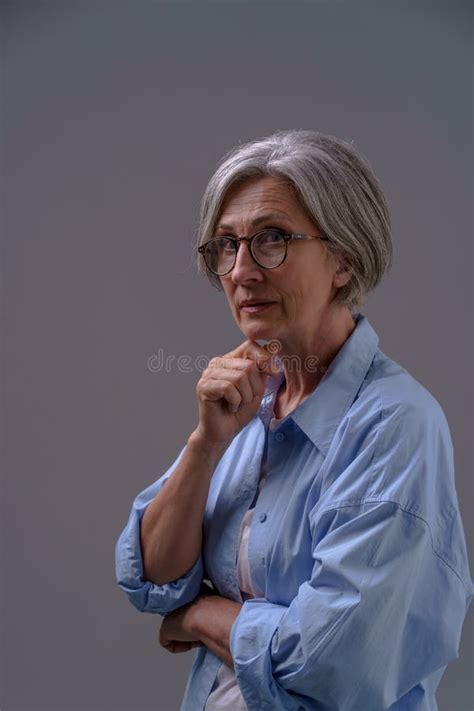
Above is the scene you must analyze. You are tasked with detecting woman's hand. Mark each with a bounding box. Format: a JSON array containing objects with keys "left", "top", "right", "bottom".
[
  {"left": 159, "top": 590, "right": 242, "bottom": 668},
  {"left": 192, "top": 339, "right": 281, "bottom": 449},
  {"left": 158, "top": 586, "right": 219, "bottom": 654},
  {"left": 159, "top": 599, "right": 206, "bottom": 654}
]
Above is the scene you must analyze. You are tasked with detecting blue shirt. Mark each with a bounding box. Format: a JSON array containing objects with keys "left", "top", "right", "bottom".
[{"left": 115, "top": 312, "right": 473, "bottom": 710}]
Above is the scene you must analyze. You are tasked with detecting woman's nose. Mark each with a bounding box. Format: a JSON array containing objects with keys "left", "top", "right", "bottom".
[{"left": 231, "top": 242, "right": 264, "bottom": 284}]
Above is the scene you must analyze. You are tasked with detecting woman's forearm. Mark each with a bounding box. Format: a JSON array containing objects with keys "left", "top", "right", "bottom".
[
  {"left": 140, "top": 431, "right": 227, "bottom": 585},
  {"left": 190, "top": 595, "right": 242, "bottom": 669}
]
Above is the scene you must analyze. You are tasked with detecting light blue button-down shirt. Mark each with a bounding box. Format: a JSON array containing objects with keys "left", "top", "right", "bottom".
[{"left": 115, "top": 312, "right": 473, "bottom": 710}]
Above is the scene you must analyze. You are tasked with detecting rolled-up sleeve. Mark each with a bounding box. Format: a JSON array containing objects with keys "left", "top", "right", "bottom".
[
  {"left": 230, "top": 500, "right": 472, "bottom": 710},
  {"left": 115, "top": 445, "right": 204, "bottom": 615}
]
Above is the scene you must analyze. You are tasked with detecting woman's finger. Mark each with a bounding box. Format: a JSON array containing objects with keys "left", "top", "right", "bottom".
[
  {"left": 205, "top": 366, "right": 256, "bottom": 406},
  {"left": 208, "top": 356, "right": 272, "bottom": 398},
  {"left": 225, "top": 339, "right": 280, "bottom": 372},
  {"left": 197, "top": 378, "right": 242, "bottom": 411},
  {"left": 163, "top": 641, "right": 193, "bottom": 654}
]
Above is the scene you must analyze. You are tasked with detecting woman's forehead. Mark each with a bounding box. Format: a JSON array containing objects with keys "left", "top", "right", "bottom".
[{"left": 216, "top": 176, "right": 301, "bottom": 229}]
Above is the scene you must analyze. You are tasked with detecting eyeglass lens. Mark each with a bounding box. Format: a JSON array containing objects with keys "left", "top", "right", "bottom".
[{"left": 205, "top": 230, "right": 287, "bottom": 274}]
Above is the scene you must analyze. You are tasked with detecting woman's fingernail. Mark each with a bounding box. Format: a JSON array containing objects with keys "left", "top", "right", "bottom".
[{"left": 270, "top": 356, "right": 281, "bottom": 371}]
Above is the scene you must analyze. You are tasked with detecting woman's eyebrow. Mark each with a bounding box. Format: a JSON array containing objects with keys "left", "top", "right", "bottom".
[{"left": 215, "top": 211, "right": 292, "bottom": 232}]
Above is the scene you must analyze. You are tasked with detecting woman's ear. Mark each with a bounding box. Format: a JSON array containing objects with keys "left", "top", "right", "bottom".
[{"left": 333, "top": 255, "right": 353, "bottom": 288}]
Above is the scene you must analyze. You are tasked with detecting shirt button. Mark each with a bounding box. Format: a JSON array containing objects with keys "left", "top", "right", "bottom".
[
  {"left": 275, "top": 432, "right": 285, "bottom": 442},
  {"left": 259, "top": 512, "right": 267, "bottom": 523}
]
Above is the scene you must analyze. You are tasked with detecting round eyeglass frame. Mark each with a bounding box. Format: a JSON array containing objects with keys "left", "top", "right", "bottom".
[{"left": 198, "top": 229, "right": 330, "bottom": 276}]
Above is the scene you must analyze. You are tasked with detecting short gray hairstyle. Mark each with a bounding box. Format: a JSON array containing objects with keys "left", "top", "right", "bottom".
[{"left": 195, "top": 129, "right": 393, "bottom": 311}]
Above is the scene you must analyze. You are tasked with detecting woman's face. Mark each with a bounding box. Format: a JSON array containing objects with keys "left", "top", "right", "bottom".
[{"left": 215, "top": 175, "right": 350, "bottom": 348}]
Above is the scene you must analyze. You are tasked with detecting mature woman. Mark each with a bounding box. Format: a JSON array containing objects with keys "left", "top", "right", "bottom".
[{"left": 115, "top": 130, "right": 472, "bottom": 710}]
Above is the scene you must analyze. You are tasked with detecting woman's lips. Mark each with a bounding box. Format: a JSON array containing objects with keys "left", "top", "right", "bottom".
[{"left": 240, "top": 302, "right": 275, "bottom": 313}]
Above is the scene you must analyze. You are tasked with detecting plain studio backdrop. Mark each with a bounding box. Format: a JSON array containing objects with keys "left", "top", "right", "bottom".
[{"left": 1, "top": 1, "right": 473, "bottom": 710}]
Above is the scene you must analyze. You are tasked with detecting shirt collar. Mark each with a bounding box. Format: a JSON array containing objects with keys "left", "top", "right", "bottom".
[{"left": 258, "top": 312, "right": 379, "bottom": 456}]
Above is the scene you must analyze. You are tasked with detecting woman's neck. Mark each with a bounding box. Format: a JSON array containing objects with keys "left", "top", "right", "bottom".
[{"left": 274, "top": 307, "right": 357, "bottom": 417}]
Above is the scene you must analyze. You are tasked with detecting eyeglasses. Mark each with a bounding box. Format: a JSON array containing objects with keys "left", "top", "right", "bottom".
[{"left": 198, "top": 228, "right": 329, "bottom": 276}]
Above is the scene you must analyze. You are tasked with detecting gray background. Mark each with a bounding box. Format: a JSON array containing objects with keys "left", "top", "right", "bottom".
[{"left": 2, "top": 1, "right": 473, "bottom": 710}]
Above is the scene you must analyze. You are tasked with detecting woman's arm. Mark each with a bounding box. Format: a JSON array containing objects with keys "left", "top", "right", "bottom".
[
  {"left": 141, "top": 340, "right": 277, "bottom": 586},
  {"left": 191, "top": 595, "right": 242, "bottom": 668},
  {"left": 140, "top": 430, "right": 227, "bottom": 585},
  {"left": 115, "top": 444, "right": 208, "bottom": 615},
  {"left": 159, "top": 592, "right": 242, "bottom": 669}
]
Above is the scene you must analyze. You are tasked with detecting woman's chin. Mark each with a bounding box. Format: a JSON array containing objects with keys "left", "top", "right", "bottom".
[{"left": 241, "top": 321, "right": 277, "bottom": 342}]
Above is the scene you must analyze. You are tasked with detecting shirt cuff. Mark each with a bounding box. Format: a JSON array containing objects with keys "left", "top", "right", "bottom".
[{"left": 115, "top": 505, "right": 203, "bottom": 615}]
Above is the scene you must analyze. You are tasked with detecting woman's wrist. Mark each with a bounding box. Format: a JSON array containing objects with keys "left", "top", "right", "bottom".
[
  {"left": 189, "top": 593, "right": 242, "bottom": 639},
  {"left": 187, "top": 428, "right": 229, "bottom": 465}
]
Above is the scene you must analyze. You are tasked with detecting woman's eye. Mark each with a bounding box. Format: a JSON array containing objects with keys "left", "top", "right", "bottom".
[
  {"left": 260, "top": 230, "right": 285, "bottom": 244},
  {"left": 213, "top": 237, "right": 234, "bottom": 251}
]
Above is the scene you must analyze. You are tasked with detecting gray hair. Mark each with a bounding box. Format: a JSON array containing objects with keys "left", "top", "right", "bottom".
[{"left": 195, "top": 129, "right": 393, "bottom": 311}]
